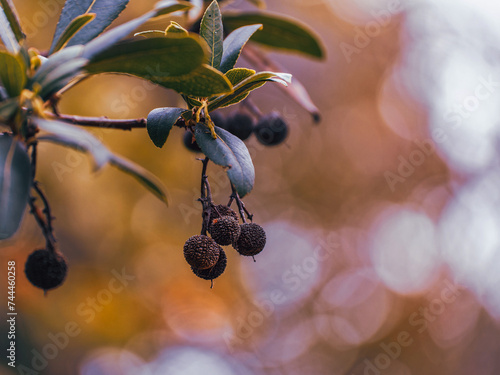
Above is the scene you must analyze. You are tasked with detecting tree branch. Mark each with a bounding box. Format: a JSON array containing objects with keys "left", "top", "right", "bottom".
[{"left": 47, "top": 113, "right": 147, "bottom": 131}]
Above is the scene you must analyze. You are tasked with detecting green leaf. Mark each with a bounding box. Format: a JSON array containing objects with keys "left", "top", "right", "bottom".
[
  {"left": 208, "top": 70, "right": 290, "bottom": 111},
  {"left": 0, "top": 134, "right": 31, "bottom": 239},
  {"left": 0, "top": 97, "right": 18, "bottom": 122},
  {"left": 195, "top": 123, "right": 254, "bottom": 197},
  {"left": 0, "top": 0, "right": 24, "bottom": 41},
  {"left": 29, "top": 45, "right": 84, "bottom": 88},
  {"left": 109, "top": 155, "right": 169, "bottom": 204},
  {"left": 0, "top": 5, "right": 18, "bottom": 53},
  {"left": 134, "top": 30, "right": 165, "bottom": 38},
  {"left": 85, "top": 36, "right": 206, "bottom": 79},
  {"left": 220, "top": 24, "right": 262, "bottom": 73},
  {"left": 225, "top": 68, "right": 255, "bottom": 85},
  {"left": 0, "top": 51, "right": 26, "bottom": 97},
  {"left": 146, "top": 107, "right": 186, "bottom": 148},
  {"left": 152, "top": 63, "right": 232, "bottom": 97},
  {"left": 200, "top": 0, "right": 223, "bottom": 69},
  {"left": 165, "top": 21, "right": 189, "bottom": 36},
  {"left": 38, "top": 58, "right": 88, "bottom": 100},
  {"left": 35, "top": 118, "right": 113, "bottom": 169},
  {"left": 223, "top": 12, "right": 324, "bottom": 58},
  {"left": 217, "top": 68, "right": 255, "bottom": 106},
  {"left": 52, "top": 13, "right": 96, "bottom": 53},
  {"left": 50, "top": 0, "right": 130, "bottom": 54},
  {"left": 82, "top": 1, "right": 193, "bottom": 59},
  {"left": 34, "top": 118, "right": 169, "bottom": 203}
]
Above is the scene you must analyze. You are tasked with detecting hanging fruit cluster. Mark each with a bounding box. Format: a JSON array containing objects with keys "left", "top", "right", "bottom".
[
  {"left": 183, "top": 109, "right": 289, "bottom": 153},
  {"left": 183, "top": 158, "right": 266, "bottom": 287}
]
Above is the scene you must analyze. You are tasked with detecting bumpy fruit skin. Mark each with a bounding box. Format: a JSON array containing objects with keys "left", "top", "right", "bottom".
[
  {"left": 192, "top": 249, "right": 227, "bottom": 280},
  {"left": 225, "top": 112, "right": 254, "bottom": 140},
  {"left": 24, "top": 249, "right": 68, "bottom": 291},
  {"left": 209, "top": 216, "right": 241, "bottom": 246},
  {"left": 210, "top": 204, "right": 238, "bottom": 221},
  {"left": 183, "top": 131, "right": 202, "bottom": 153},
  {"left": 183, "top": 235, "right": 221, "bottom": 270},
  {"left": 234, "top": 223, "right": 266, "bottom": 256},
  {"left": 254, "top": 112, "right": 288, "bottom": 146}
]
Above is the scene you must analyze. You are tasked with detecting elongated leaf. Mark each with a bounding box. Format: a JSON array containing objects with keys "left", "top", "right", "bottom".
[
  {"left": 85, "top": 36, "right": 206, "bottom": 78},
  {"left": 0, "top": 97, "right": 18, "bottom": 122},
  {"left": 29, "top": 45, "right": 85, "bottom": 90},
  {"left": 0, "top": 51, "right": 25, "bottom": 97},
  {"left": 83, "top": 1, "right": 193, "bottom": 59},
  {"left": 220, "top": 24, "right": 262, "bottom": 73},
  {"left": 35, "top": 118, "right": 111, "bottom": 169},
  {"left": 134, "top": 30, "right": 165, "bottom": 38},
  {"left": 38, "top": 58, "right": 88, "bottom": 100},
  {"left": 219, "top": 68, "right": 255, "bottom": 106},
  {"left": 109, "top": 155, "right": 169, "bottom": 204},
  {"left": 223, "top": 12, "right": 324, "bottom": 58},
  {"left": 0, "top": 85, "right": 7, "bottom": 101},
  {"left": 52, "top": 13, "right": 96, "bottom": 53},
  {"left": 50, "top": 0, "right": 130, "bottom": 54},
  {"left": 225, "top": 68, "right": 255, "bottom": 85},
  {"left": 195, "top": 123, "right": 254, "bottom": 197},
  {"left": 0, "top": 0, "right": 24, "bottom": 41},
  {"left": 0, "top": 6, "right": 18, "bottom": 52},
  {"left": 151, "top": 63, "right": 232, "bottom": 97},
  {"left": 147, "top": 107, "right": 186, "bottom": 148},
  {"left": 0, "top": 134, "right": 31, "bottom": 239},
  {"left": 165, "top": 21, "right": 188, "bottom": 36},
  {"left": 208, "top": 71, "right": 291, "bottom": 111},
  {"left": 34, "top": 118, "right": 168, "bottom": 203},
  {"left": 200, "top": 0, "right": 223, "bottom": 69}
]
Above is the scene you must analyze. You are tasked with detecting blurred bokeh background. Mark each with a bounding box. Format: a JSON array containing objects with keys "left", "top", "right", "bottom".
[{"left": 3, "top": 0, "right": 500, "bottom": 373}]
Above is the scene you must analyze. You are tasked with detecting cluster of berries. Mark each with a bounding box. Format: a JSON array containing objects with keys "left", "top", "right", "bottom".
[
  {"left": 24, "top": 248, "right": 68, "bottom": 292},
  {"left": 183, "top": 204, "right": 266, "bottom": 283},
  {"left": 183, "top": 111, "right": 288, "bottom": 152}
]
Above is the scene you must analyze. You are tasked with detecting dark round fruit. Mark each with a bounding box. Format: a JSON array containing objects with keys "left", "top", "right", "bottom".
[
  {"left": 192, "top": 249, "right": 227, "bottom": 280},
  {"left": 208, "top": 111, "right": 226, "bottom": 130},
  {"left": 24, "top": 249, "right": 68, "bottom": 291},
  {"left": 209, "top": 216, "right": 241, "bottom": 246},
  {"left": 183, "top": 235, "right": 221, "bottom": 270},
  {"left": 225, "top": 112, "right": 254, "bottom": 140},
  {"left": 233, "top": 223, "right": 266, "bottom": 256},
  {"left": 183, "top": 131, "right": 201, "bottom": 153},
  {"left": 210, "top": 204, "right": 238, "bottom": 221},
  {"left": 254, "top": 112, "right": 289, "bottom": 146}
]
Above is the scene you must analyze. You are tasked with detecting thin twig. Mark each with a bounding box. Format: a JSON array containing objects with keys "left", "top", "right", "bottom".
[
  {"left": 230, "top": 184, "right": 253, "bottom": 223},
  {"left": 199, "top": 157, "right": 212, "bottom": 235},
  {"left": 47, "top": 113, "right": 147, "bottom": 130},
  {"left": 28, "top": 197, "right": 56, "bottom": 251},
  {"left": 241, "top": 98, "right": 263, "bottom": 119},
  {"left": 32, "top": 182, "right": 55, "bottom": 244},
  {"left": 29, "top": 142, "right": 56, "bottom": 251}
]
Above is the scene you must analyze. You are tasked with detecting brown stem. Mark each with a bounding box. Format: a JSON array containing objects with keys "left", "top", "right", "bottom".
[
  {"left": 241, "top": 98, "right": 263, "bottom": 119},
  {"left": 199, "top": 157, "right": 212, "bottom": 235},
  {"left": 47, "top": 113, "right": 147, "bottom": 131},
  {"left": 28, "top": 197, "right": 56, "bottom": 252},
  {"left": 29, "top": 142, "right": 56, "bottom": 251},
  {"left": 230, "top": 184, "right": 253, "bottom": 223}
]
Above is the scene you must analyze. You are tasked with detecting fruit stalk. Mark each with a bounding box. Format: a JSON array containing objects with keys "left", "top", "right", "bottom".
[
  {"left": 28, "top": 143, "right": 56, "bottom": 252},
  {"left": 229, "top": 183, "right": 253, "bottom": 223},
  {"left": 199, "top": 157, "right": 213, "bottom": 236}
]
